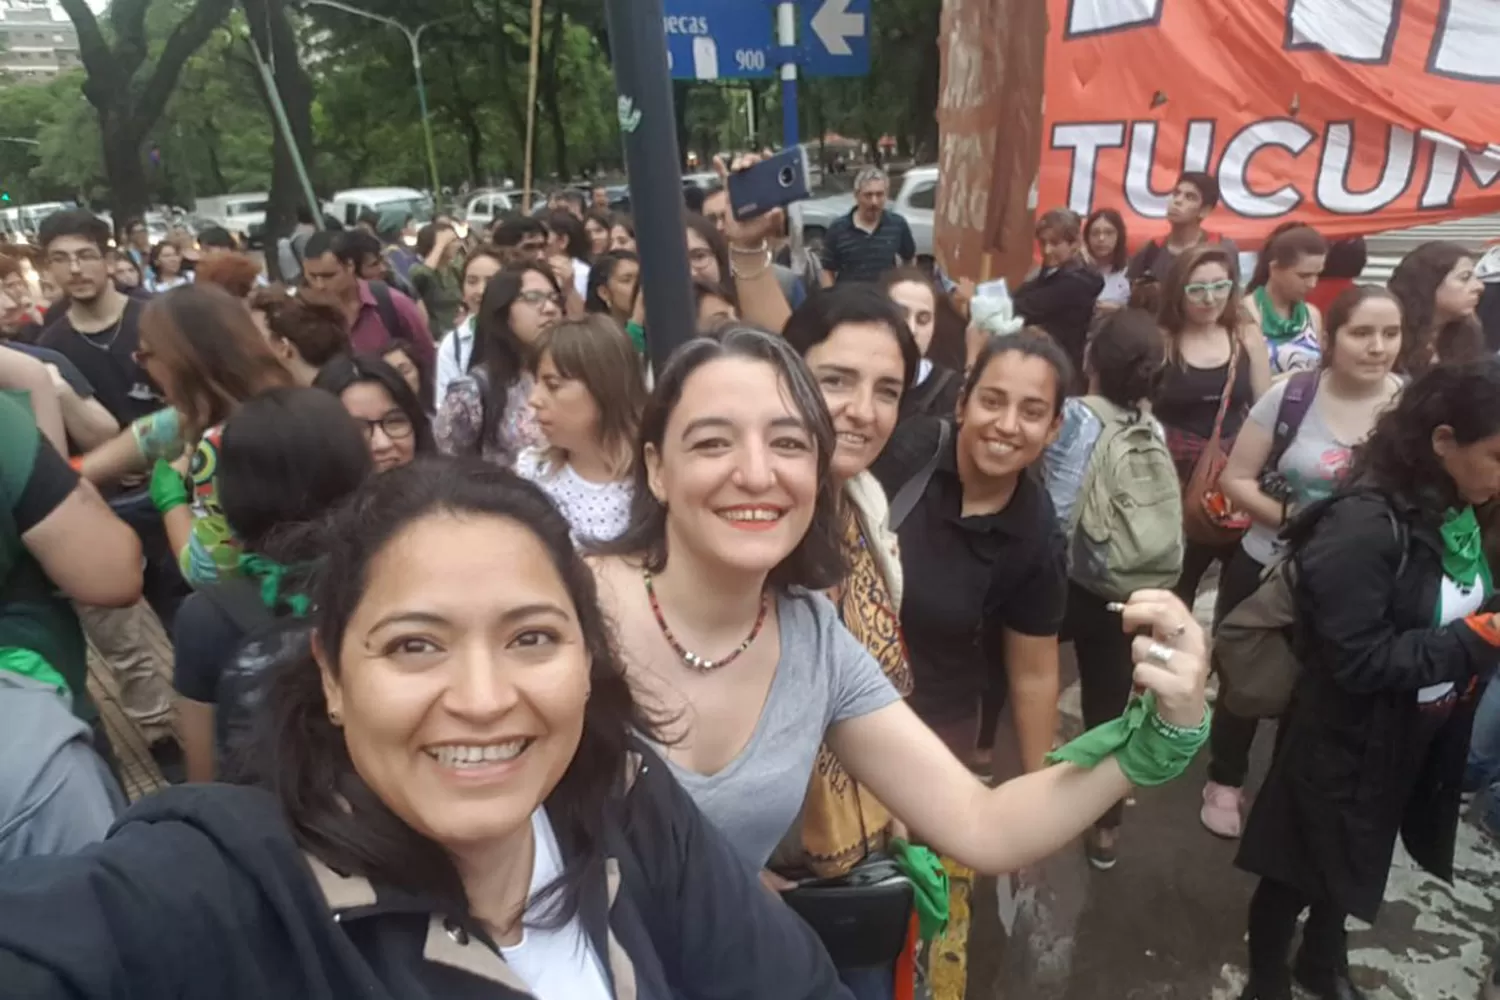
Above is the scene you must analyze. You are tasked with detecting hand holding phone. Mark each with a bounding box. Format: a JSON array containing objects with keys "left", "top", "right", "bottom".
[{"left": 726, "top": 145, "right": 812, "bottom": 222}]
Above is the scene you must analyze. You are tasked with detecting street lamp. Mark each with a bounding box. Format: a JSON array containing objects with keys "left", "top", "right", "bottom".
[{"left": 301, "top": 0, "right": 448, "bottom": 195}]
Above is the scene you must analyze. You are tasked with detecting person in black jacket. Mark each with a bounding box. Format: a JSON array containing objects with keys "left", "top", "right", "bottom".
[
  {"left": 0, "top": 458, "right": 851, "bottom": 1000},
  {"left": 1236, "top": 360, "right": 1500, "bottom": 1000},
  {"left": 1012, "top": 208, "right": 1105, "bottom": 391}
]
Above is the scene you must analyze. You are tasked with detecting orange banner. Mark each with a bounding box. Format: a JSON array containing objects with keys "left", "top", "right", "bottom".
[{"left": 1038, "top": 0, "right": 1500, "bottom": 248}]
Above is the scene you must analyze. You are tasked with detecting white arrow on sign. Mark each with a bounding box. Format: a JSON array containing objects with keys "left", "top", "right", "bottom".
[{"left": 810, "top": 0, "right": 864, "bottom": 56}]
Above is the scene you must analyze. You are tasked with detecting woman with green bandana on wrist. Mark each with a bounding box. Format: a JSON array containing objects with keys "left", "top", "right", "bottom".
[
  {"left": 79, "top": 285, "right": 292, "bottom": 587},
  {"left": 1236, "top": 359, "right": 1500, "bottom": 1000}
]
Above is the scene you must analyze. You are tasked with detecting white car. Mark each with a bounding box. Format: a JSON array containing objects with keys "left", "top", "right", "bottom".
[
  {"left": 325, "top": 187, "right": 433, "bottom": 231},
  {"left": 797, "top": 165, "right": 937, "bottom": 260},
  {"left": 192, "top": 193, "right": 269, "bottom": 247}
]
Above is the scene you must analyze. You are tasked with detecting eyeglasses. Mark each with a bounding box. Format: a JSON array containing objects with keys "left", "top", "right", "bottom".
[
  {"left": 516, "top": 289, "right": 562, "bottom": 308},
  {"left": 48, "top": 250, "right": 104, "bottom": 268},
  {"left": 358, "top": 411, "right": 414, "bottom": 441},
  {"left": 1183, "top": 279, "right": 1234, "bottom": 302}
]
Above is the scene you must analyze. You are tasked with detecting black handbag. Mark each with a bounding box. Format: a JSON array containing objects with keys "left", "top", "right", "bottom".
[{"left": 781, "top": 854, "right": 914, "bottom": 969}]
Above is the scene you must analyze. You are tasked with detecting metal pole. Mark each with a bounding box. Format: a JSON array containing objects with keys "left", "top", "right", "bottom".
[
  {"left": 409, "top": 28, "right": 441, "bottom": 195},
  {"left": 777, "top": 1, "right": 798, "bottom": 146},
  {"left": 522, "top": 0, "right": 543, "bottom": 214},
  {"left": 745, "top": 87, "right": 757, "bottom": 148},
  {"left": 245, "top": 33, "right": 324, "bottom": 231},
  {"left": 604, "top": 0, "right": 695, "bottom": 373}
]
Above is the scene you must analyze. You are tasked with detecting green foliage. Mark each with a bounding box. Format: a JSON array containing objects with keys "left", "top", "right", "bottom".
[{"left": 0, "top": 0, "right": 941, "bottom": 211}]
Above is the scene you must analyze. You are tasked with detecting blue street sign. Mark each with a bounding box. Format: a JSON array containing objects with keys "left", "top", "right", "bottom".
[
  {"left": 663, "top": 1, "right": 774, "bottom": 81},
  {"left": 800, "top": 0, "right": 870, "bottom": 77}
]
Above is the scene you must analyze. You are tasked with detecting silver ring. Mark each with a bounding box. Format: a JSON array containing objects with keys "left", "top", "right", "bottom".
[
  {"left": 1164, "top": 622, "right": 1189, "bottom": 642},
  {"left": 1144, "top": 641, "right": 1175, "bottom": 667}
]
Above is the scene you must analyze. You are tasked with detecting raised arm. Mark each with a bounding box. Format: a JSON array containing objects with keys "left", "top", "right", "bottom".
[{"left": 829, "top": 591, "right": 1208, "bottom": 873}]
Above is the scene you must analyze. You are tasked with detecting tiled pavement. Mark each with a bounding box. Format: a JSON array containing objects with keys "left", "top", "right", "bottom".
[{"left": 85, "top": 610, "right": 170, "bottom": 802}]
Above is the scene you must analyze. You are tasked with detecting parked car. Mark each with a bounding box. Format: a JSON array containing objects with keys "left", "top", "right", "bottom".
[
  {"left": 797, "top": 165, "right": 937, "bottom": 259},
  {"left": 193, "top": 193, "right": 269, "bottom": 248},
  {"left": 325, "top": 187, "right": 433, "bottom": 233}
]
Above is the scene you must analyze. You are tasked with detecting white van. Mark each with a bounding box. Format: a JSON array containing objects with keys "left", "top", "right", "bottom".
[
  {"left": 326, "top": 187, "right": 433, "bottom": 231},
  {"left": 193, "top": 193, "right": 269, "bottom": 246}
]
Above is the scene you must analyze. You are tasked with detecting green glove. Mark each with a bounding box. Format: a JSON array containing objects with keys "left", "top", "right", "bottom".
[{"left": 149, "top": 459, "right": 189, "bottom": 515}]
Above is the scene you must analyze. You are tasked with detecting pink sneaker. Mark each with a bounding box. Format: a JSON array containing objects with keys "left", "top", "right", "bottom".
[{"left": 1200, "top": 781, "right": 1244, "bottom": 838}]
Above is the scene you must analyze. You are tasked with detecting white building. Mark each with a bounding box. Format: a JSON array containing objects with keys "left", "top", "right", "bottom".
[{"left": 0, "top": 1, "right": 80, "bottom": 81}]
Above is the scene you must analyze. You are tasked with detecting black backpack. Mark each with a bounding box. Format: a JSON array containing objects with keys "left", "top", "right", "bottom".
[{"left": 199, "top": 577, "right": 310, "bottom": 781}]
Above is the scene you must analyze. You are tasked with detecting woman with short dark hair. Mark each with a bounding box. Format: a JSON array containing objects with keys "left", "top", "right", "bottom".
[
  {"left": 172, "top": 386, "right": 372, "bottom": 783},
  {"left": 0, "top": 458, "right": 855, "bottom": 1000}
]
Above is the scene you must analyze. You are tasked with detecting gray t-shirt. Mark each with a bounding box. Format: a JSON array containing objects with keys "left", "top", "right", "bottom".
[
  {"left": 658, "top": 587, "right": 901, "bottom": 869},
  {"left": 1241, "top": 376, "right": 1357, "bottom": 565}
]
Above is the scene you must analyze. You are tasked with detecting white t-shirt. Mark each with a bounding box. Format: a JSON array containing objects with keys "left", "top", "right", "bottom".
[
  {"left": 501, "top": 808, "right": 612, "bottom": 1000},
  {"left": 516, "top": 448, "right": 633, "bottom": 544}
]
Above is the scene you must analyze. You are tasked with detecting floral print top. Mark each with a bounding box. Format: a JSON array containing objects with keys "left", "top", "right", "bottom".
[
  {"left": 433, "top": 368, "right": 543, "bottom": 466},
  {"left": 130, "top": 407, "right": 238, "bottom": 585}
]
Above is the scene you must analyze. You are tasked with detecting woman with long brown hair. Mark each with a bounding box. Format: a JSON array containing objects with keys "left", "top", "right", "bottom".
[
  {"left": 518, "top": 315, "right": 646, "bottom": 544},
  {"left": 1153, "top": 244, "right": 1270, "bottom": 619},
  {"left": 1387, "top": 240, "right": 1485, "bottom": 374},
  {"left": 81, "top": 284, "right": 292, "bottom": 584}
]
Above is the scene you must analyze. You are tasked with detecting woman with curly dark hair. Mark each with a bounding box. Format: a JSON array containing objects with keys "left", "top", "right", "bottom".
[
  {"left": 1236, "top": 358, "right": 1500, "bottom": 1000},
  {"left": 1387, "top": 240, "right": 1484, "bottom": 374}
]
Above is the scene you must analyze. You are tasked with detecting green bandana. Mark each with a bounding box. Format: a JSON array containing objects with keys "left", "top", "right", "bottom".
[
  {"left": 1046, "top": 691, "right": 1209, "bottom": 788},
  {"left": 238, "top": 554, "right": 311, "bottom": 618},
  {"left": 1440, "top": 506, "right": 1490, "bottom": 589},
  {"left": 887, "top": 838, "right": 949, "bottom": 942},
  {"left": 1253, "top": 286, "right": 1309, "bottom": 345}
]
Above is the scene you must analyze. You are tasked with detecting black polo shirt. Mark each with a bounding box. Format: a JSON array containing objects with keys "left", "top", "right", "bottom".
[
  {"left": 874, "top": 417, "right": 1068, "bottom": 726},
  {"left": 822, "top": 209, "right": 916, "bottom": 284}
]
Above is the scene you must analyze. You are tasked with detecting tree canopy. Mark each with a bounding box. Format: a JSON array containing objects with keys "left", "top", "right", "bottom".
[{"left": 0, "top": 0, "right": 941, "bottom": 219}]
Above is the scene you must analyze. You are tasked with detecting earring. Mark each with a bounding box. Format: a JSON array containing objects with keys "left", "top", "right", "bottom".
[{"left": 328, "top": 710, "right": 342, "bottom": 726}]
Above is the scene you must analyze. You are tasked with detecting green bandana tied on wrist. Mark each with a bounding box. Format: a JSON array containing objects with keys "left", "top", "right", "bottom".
[
  {"left": 623, "top": 321, "right": 647, "bottom": 354},
  {"left": 887, "top": 838, "right": 949, "bottom": 943},
  {"left": 149, "top": 459, "right": 189, "bottom": 515},
  {"left": 1440, "top": 506, "right": 1490, "bottom": 589},
  {"left": 238, "top": 554, "right": 311, "bottom": 617},
  {"left": 1046, "top": 691, "right": 1209, "bottom": 787},
  {"left": 1253, "top": 286, "right": 1310, "bottom": 344}
]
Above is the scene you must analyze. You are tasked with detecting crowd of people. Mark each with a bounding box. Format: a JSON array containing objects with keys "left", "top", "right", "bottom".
[{"left": 0, "top": 160, "right": 1496, "bottom": 1000}]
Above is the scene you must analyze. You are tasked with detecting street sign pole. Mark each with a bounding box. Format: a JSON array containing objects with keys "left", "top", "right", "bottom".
[
  {"left": 606, "top": 0, "right": 696, "bottom": 375},
  {"left": 777, "top": 2, "right": 798, "bottom": 147}
]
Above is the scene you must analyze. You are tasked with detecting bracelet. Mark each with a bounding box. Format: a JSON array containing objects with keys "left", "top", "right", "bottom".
[{"left": 729, "top": 249, "right": 772, "bottom": 280}]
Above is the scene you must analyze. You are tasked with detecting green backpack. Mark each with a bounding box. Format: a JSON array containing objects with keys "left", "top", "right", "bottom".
[{"left": 1066, "top": 397, "right": 1184, "bottom": 601}]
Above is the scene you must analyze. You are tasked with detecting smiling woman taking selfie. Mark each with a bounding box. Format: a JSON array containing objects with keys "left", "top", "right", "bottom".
[
  {"left": 0, "top": 459, "right": 854, "bottom": 1000},
  {"left": 590, "top": 326, "right": 1211, "bottom": 891}
]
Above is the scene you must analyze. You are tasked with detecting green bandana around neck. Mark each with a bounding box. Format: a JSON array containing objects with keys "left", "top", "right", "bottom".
[
  {"left": 1253, "top": 285, "right": 1309, "bottom": 345},
  {"left": 1440, "top": 506, "right": 1491, "bottom": 589},
  {"left": 238, "top": 553, "right": 311, "bottom": 618}
]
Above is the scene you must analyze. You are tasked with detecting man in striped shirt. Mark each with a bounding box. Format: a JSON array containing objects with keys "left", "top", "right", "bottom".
[{"left": 819, "top": 166, "right": 916, "bottom": 286}]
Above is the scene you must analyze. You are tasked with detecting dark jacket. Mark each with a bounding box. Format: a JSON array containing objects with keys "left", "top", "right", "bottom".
[
  {"left": 1012, "top": 259, "right": 1104, "bottom": 384},
  {"left": 0, "top": 747, "right": 851, "bottom": 999},
  {"left": 1237, "top": 490, "right": 1500, "bottom": 921}
]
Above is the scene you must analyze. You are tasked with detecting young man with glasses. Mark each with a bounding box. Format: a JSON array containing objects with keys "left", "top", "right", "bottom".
[{"left": 36, "top": 211, "right": 160, "bottom": 429}]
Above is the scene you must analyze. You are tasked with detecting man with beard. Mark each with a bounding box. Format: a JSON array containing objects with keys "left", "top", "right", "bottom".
[{"left": 36, "top": 212, "right": 158, "bottom": 426}]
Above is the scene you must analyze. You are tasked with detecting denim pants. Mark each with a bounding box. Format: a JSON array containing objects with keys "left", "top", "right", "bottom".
[{"left": 1466, "top": 678, "right": 1500, "bottom": 831}]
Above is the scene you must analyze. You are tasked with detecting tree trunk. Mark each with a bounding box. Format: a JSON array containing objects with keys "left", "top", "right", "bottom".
[
  {"left": 442, "top": 48, "right": 484, "bottom": 185},
  {"left": 243, "top": 0, "right": 314, "bottom": 276},
  {"left": 540, "top": 2, "right": 569, "bottom": 180},
  {"left": 101, "top": 115, "right": 150, "bottom": 223}
]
